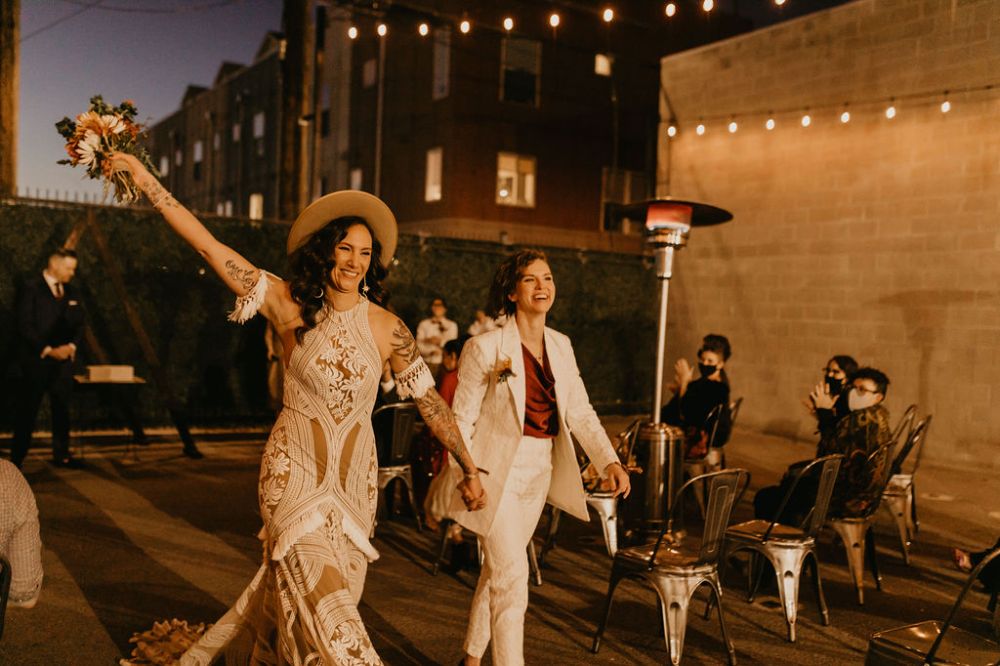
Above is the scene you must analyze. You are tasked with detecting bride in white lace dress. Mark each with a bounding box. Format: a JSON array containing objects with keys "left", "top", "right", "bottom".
[{"left": 111, "top": 153, "right": 487, "bottom": 665}]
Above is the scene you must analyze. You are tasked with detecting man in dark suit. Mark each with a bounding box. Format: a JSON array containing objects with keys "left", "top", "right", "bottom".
[{"left": 12, "top": 247, "right": 86, "bottom": 468}]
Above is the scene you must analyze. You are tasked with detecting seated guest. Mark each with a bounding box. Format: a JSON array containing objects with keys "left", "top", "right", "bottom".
[
  {"left": 803, "top": 354, "right": 858, "bottom": 425},
  {"left": 416, "top": 296, "right": 459, "bottom": 377},
  {"left": 660, "top": 333, "right": 733, "bottom": 458},
  {"left": 755, "top": 367, "right": 893, "bottom": 524},
  {"left": 1, "top": 460, "right": 44, "bottom": 609},
  {"left": 467, "top": 309, "right": 499, "bottom": 337},
  {"left": 422, "top": 337, "right": 468, "bottom": 535}
]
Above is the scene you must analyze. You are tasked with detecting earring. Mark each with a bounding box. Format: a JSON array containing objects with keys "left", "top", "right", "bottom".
[
  {"left": 362, "top": 276, "right": 370, "bottom": 296},
  {"left": 314, "top": 286, "right": 325, "bottom": 300}
]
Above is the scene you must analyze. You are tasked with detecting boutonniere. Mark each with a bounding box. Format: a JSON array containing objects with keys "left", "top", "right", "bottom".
[{"left": 493, "top": 355, "right": 516, "bottom": 384}]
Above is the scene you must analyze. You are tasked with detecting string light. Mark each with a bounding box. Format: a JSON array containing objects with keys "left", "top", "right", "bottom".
[
  {"left": 885, "top": 100, "right": 896, "bottom": 119},
  {"left": 801, "top": 113, "right": 811, "bottom": 127},
  {"left": 941, "top": 92, "right": 951, "bottom": 113},
  {"left": 376, "top": 23, "right": 387, "bottom": 37},
  {"left": 703, "top": 0, "right": 714, "bottom": 11},
  {"left": 549, "top": 13, "right": 561, "bottom": 28},
  {"left": 765, "top": 117, "right": 775, "bottom": 130},
  {"left": 665, "top": 2, "right": 677, "bottom": 17},
  {"left": 459, "top": 19, "right": 471, "bottom": 33},
  {"left": 347, "top": 25, "right": 358, "bottom": 40},
  {"left": 840, "top": 108, "right": 850, "bottom": 123},
  {"left": 602, "top": 8, "right": 614, "bottom": 23},
  {"left": 667, "top": 124, "right": 677, "bottom": 138},
  {"left": 728, "top": 119, "right": 738, "bottom": 133},
  {"left": 418, "top": 22, "right": 429, "bottom": 36},
  {"left": 775, "top": 0, "right": 786, "bottom": 5},
  {"left": 696, "top": 123, "right": 706, "bottom": 135},
  {"left": 503, "top": 16, "right": 514, "bottom": 31}
]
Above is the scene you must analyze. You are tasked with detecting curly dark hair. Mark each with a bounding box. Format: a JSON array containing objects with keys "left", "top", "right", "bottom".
[
  {"left": 828, "top": 354, "right": 859, "bottom": 377},
  {"left": 699, "top": 333, "right": 731, "bottom": 361},
  {"left": 486, "top": 248, "right": 548, "bottom": 318},
  {"left": 852, "top": 366, "right": 890, "bottom": 396},
  {"left": 288, "top": 216, "right": 388, "bottom": 343}
]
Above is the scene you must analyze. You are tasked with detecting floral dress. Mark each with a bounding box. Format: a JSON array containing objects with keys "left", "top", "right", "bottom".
[{"left": 176, "top": 274, "right": 432, "bottom": 665}]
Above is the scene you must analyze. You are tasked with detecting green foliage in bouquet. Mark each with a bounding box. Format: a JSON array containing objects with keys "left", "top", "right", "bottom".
[{"left": 56, "top": 95, "right": 158, "bottom": 203}]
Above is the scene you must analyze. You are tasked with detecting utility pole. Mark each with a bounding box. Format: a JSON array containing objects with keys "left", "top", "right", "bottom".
[
  {"left": 0, "top": 0, "right": 19, "bottom": 198},
  {"left": 279, "top": 0, "right": 314, "bottom": 219}
]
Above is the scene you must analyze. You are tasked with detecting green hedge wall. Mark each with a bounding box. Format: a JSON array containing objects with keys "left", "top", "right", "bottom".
[{"left": 0, "top": 201, "right": 657, "bottom": 430}]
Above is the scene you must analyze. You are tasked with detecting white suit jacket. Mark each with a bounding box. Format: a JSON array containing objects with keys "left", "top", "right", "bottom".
[{"left": 448, "top": 317, "right": 619, "bottom": 536}]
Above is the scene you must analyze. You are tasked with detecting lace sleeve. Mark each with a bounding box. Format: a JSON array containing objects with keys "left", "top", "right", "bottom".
[
  {"left": 227, "top": 270, "right": 272, "bottom": 324},
  {"left": 395, "top": 357, "right": 435, "bottom": 400}
]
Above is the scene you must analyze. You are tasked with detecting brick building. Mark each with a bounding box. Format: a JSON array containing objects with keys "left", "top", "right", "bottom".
[{"left": 656, "top": 0, "right": 1000, "bottom": 468}]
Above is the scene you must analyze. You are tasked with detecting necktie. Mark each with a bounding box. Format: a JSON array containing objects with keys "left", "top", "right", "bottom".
[{"left": 54, "top": 282, "right": 64, "bottom": 299}]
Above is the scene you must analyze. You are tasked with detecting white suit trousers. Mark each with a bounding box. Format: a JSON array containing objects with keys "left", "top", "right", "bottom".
[{"left": 464, "top": 436, "right": 553, "bottom": 665}]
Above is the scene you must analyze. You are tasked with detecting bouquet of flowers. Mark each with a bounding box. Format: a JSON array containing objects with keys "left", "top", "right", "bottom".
[{"left": 56, "top": 95, "right": 157, "bottom": 204}]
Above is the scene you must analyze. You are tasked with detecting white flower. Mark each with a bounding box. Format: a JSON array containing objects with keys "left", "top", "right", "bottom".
[
  {"left": 76, "top": 131, "right": 101, "bottom": 166},
  {"left": 101, "top": 114, "right": 126, "bottom": 134}
]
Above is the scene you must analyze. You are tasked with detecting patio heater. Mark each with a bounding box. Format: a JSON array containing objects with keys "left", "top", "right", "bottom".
[{"left": 618, "top": 199, "right": 733, "bottom": 541}]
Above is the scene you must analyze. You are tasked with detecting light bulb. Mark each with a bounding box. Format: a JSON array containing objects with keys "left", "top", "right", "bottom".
[
  {"left": 941, "top": 99, "right": 951, "bottom": 113},
  {"left": 347, "top": 26, "right": 358, "bottom": 40},
  {"left": 703, "top": 0, "right": 714, "bottom": 11},
  {"left": 840, "top": 110, "right": 850, "bottom": 123},
  {"left": 696, "top": 123, "right": 706, "bottom": 135},
  {"left": 460, "top": 19, "right": 471, "bottom": 34},
  {"left": 728, "top": 121, "right": 738, "bottom": 133},
  {"left": 376, "top": 23, "right": 387, "bottom": 37},
  {"left": 603, "top": 8, "right": 614, "bottom": 23},
  {"left": 503, "top": 17, "right": 514, "bottom": 31},
  {"left": 665, "top": 2, "right": 677, "bottom": 17},
  {"left": 765, "top": 118, "right": 775, "bottom": 130},
  {"left": 801, "top": 114, "right": 811, "bottom": 127},
  {"left": 549, "top": 13, "right": 561, "bottom": 28},
  {"left": 667, "top": 125, "right": 677, "bottom": 137},
  {"left": 418, "top": 22, "right": 429, "bottom": 36},
  {"left": 885, "top": 104, "right": 896, "bottom": 119},
  {"left": 775, "top": 0, "right": 786, "bottom": 5}
]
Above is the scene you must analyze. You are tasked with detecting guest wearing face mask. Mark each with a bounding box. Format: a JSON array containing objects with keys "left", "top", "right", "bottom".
[
  {"left": 803, "top": 355, "right": 858, "bottom": 424},
  {"left": 754, "top": 367, "right": 893, "bottom": 524},
  {"left": 660, "top": 333, "right": 733, "bottom": 458}
]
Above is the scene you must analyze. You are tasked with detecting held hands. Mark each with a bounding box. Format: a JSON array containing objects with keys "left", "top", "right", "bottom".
[
  {"left": 458, "top": 474, "right": 487, "bottom": 512},
  {"left": 46, "top": 344, "right": 75, "bottom": 362},
  {"left": 603, "top": 462, "right": 632, "bottom": 499},
  {"left": 809, "top": 382, "right": 838, "bottom": 410}
]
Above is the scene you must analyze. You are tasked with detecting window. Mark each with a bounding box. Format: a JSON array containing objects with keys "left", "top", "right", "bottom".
[
  {"left": 216, "top": 202, "right": 225, "bottom": 215},
  {"left": 501, "top": 37, "right": 541, "bottom": 105},
  {"left": 595, "top": 53, "right": 612, "bottom": 77},
  {"left": 174, "top": 148, "right": 183, "bottom": 167},
  {"left": 362, "top": 59, "right": 377, "bottom": 88},
  {"left": 159, "top": 156, "right": 169, "bottom": 176},
  {"left": 213, "top": 132, "right": 220, "bottom": 151},
  {"left": 224, "top": 200, "right": 233, "bottom": 216},
  {"left": 496, "top": 152, "right": 536, "bottom": 208},
  {"left": 232, "top": 122, "right": 241, "bottom": 142},
  {"left": 432, "top": 28, "right": 450, "bottom": 100},
  {"left": 248, "top": 193, "right": 264, "bottom": 220},
  {"left": 349, "top": 168, "right": 363, "bottom": 191},
  {"left": 193, "top": 140, "right": 203, "bottom": 181},
  {"left": 253, "top": 112, "right": 265, "bottom": 139},
  {"left": 425, "top": 147, "right": 442, "bottom": 202}
]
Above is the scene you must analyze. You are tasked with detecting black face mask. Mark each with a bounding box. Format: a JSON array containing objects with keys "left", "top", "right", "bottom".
[
  {"left": 699, "top": 363, "right": 718, "bottom": 378},
  {"left": 825, "top": 376, "right": 844, "bottom": 395}
]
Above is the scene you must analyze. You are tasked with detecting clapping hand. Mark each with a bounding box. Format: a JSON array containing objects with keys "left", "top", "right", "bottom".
[
  {"left": 810, "top": 382, "right": 838, "bottom": 410},
  {"left": 674, "top": 358, "right": 694, "bottom": 389}
]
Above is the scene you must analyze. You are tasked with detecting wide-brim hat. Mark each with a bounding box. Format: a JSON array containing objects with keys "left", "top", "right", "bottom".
[{"left": 286, "top": 190, "right": 398, "bottom": 267}]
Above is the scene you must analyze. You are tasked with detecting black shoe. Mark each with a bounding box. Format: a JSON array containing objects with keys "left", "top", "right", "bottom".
[
  {"left": 51, "top": 456, "right": 85, "bottom": 469},
  {"left": 183, "top": 445, "right": 204, "bottom": 459}
]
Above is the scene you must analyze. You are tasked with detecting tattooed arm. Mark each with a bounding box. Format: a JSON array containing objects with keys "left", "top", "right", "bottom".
[{"left": 108, "top": 152, "right": 268, "bottom": 300}]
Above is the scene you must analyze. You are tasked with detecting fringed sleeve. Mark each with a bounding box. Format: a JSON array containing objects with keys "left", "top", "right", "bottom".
[
  {"left": 227, "top": 270, "right": 271, "bottom": 324},
  {"left": 395, "top": 357, "right": 435, "bottom": 400}
]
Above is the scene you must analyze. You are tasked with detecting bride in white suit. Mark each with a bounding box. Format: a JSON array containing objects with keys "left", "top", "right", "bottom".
[{"left": 449, "top": 249, "right": 631, "bottom": 666}]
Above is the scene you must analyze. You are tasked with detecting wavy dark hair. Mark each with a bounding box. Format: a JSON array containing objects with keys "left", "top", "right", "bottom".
[
  {"left": 699, "top": 333, "right": 732, "bottom": 385},
  {"left": 486, "top": 248, "right": 548, "bottom": 318},
  {"left": 289, "top": 216, "right": 388, "bottom": 342}
]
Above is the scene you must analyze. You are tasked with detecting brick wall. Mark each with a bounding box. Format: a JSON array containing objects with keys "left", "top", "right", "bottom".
[{"left": 657, "top": 0, "right": 1000, "bottom": 468}]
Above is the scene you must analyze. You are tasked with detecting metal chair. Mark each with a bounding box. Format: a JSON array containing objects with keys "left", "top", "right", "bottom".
[
  {"left": 0, "top": 555, "right": 10, "bottom": 640},
  {"left": 827, "top": 447, "right": 895, "bottom": 606},
  {"left": 592, "top": 469, "right": 751, "bottom": 665},
  {"left": 729, "top": 397, "right": 744, "bottom": 429},
  {"left": 881, "top": 416, "right": 932, "bottom": 565},
  {"left": 888, "top": 404, "right": 917, "bottom": 450},
  {"left": 684, "top": 404, "right": 729, "bottom": 516},
  {"left": 865, "top": 547, "right": 1000, "bottom": 665},
  {"left": 431, "top": 521, "right": 542, "bottom": 585},
  {"left": 372, "top": 402, "right": 422, "bottom": 531},
  {"left": 723, "top": 454, "right": 843, "bottom": 642}
]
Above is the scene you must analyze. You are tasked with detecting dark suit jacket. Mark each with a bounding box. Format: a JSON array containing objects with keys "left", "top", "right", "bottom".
[{"left": 15, "top": 274, "right": 85, "bottom": 364}]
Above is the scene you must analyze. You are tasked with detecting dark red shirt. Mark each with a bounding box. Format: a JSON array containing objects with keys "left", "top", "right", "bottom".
[{"left": 522, "top": 345, "right": 559, "bottom": 438}]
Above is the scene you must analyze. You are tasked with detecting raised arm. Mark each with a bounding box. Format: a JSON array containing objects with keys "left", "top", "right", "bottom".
[{"left": 110, "top": 152, "right": 265, "bottom": 299}]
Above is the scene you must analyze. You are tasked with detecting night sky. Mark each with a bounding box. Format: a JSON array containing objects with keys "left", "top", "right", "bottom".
[{"left": 16, "top": 0, "right": 848, "bottom": 199}]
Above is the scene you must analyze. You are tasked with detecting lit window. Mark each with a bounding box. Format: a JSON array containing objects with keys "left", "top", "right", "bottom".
[
  {"left": 363, "top": 59, "right": 377, "bottom": 88},
  {"left": 215, "top": 202, "right": 224, "bottom": 215},
  {"left": 232, "top": 123, "right": 241, "bottom": 142},
  {"left": 425, "top": 147, "right": 442, "bottom": 202},
  {"left": 213, "top": 132, "right": 220, "bottom": 151},
  {"left": 501, "top": 37, "right": 541, "bottom": 105},
  {"left": 253, "top": 112, "right": 265, "bottom": 138},
  {"left": 223, "top": 200, "right": 233, "bottom": 216},
  {"left": 159, "top": 155, "right": 169, "bottom": 176},
  {"left": 249, "top": 193, "right": 264, "bottom": 220},
  {"left": 349, "top": 168, "right": 363, "bottom": 191},
  {"left": 193, "top": 140, "right": 204, "bottom": 163},
  {"left": 595, "top": 53, "right": 612, "bottom": 77},
  {"left": 496, "top": 152, "right": 536, "bottom": 208},
  {"left": 432, "top": 28, "right": 450, "bottom": 100},
  {"left": 174, "top": 149, "right": 183, "bottom": 167}
]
